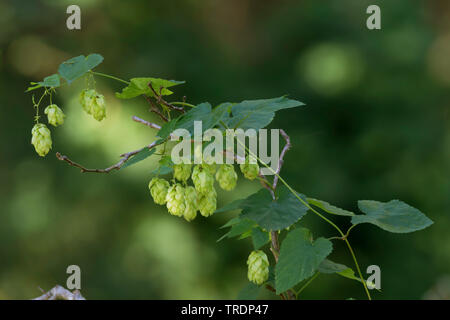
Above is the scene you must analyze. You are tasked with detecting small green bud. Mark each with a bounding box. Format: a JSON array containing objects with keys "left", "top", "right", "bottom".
[
  {"left": 44, "top": 104, "right": 65, "bottom": 127},
  {"left": 247, "top": 250, "right": 269, "bottom": 285},
  {"left": 173, "top": 163, "right": 192, "bottom": 183},
  {"left": 165, "top": 183, "right": 186, "bottom": 217},
  {"left": 191, "top": 165, "right": 215, "bottom": 194},
  {"left": 148, "top": 177, "right": 170, "bottom": 205},
  {"left": 31, "top": 123, "right": 52, "bottom": 157},
  {"left": 215, "top": 164, "right": 237, "bottom": 191},
  {"left": 183, "top": 186, "right": 198, "bottom": 222},
  {"left": 240, "top": 159, "right": 259, "bottom": 180},
  {"left": 79, "top": 89, "right": 106, "bottom": 121},
  {"left": 198, "top": 188, "right": 217, "bottom": 217}
]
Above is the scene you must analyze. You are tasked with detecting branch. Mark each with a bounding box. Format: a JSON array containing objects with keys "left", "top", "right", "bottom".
[
  {"left": 132, "top": 116, "right": 162, "bottom": 130},
  {"left": 56, "top": 140, "right": 161, "bottom": 173},
  {"left": 33, "top": 285, "right": 86, "bottom": 300},
  {"left": 272, "top": 129, "right": 291, "bottom": 190},
  {"left": 143, "top": 95, "right": 169, "bottom": 122}
]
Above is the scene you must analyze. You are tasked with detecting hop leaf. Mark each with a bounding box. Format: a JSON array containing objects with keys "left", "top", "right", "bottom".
[
  {"left": 44, "top": 104, "right": 65, "bottom": 127},
  {"left": 165, "top": 183, "right": 186, "bottom": 217},
  {"left": 31, "top": 123, "right": 52, "bottom": 157},
  {"left": 198, "top": 187, "right": 217, "bottom": 217},
  {"left": 247, "top": 250, "right": 269, "bottom": 285},
  {"left": 173, "top": 163, "right": 192, "bottom": 183},
  {"left": 183, "top": 186, "right": 198, "bottom": 222},
  {"left": 148, "top": 177, "right": 170, "bottom": 205},
  {"left": 216, "top": 164, "right": 237, "bottom": 191},
  {"left": 79, "top": 89, "right": 106, "bottom": 121},
  {"left": 191, "top": 165, "right": 214, "bottom": 194},
  {"left": 240, "top": 159, "right": 259, "bottom": 180}
]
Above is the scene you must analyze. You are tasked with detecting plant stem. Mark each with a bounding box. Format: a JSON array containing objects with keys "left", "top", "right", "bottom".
[
  {"left": 296, "top": 273, "right": 319, "bottom": 298},
  {"left": 170, "top": 101, "right": 196, "bottom": 108},
  {"left": 90, "top": 71, "right": 130, "bottom": 85}
]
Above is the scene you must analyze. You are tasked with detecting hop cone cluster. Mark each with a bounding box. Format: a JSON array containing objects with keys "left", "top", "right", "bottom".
[
  {"left": 240, "top": 159, "right": 259, "bottom": 180},
  {"left": 31, "top": 123, "right": 52, "bottom": 157},
  {"left": 173, "top": 163, "right": 192, "bottom": 183},
  {"left": 247, "top": 250, "right": 269, "bottom": 285},
  {"left": 198, "top": 187, "right": 217, "bottom": 217},
  {"left": 79, "top": 89, "right": 106, "bottom": 121},
  {"left": 165, "top": 183, "right": 186, "bottom": 217},
  {"left": 44, "top": 104, "right": 65, "bottom": 127},
  {"left": 215, "top": 164, "right": 237, "bottom": 191},
  {"left": 191, "top": 165, "right": 215, "bottom": 194},
  {"left": 183, "top": 186, "right": 198, "bottom": 221},
  {"left": 148, "top": 177, "right": 170, "bottom": 205}
]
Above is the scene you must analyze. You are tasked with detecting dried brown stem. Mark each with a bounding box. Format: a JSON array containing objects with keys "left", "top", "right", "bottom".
[
  {"left": 132, "top": 116, "right": 162, "bottom": 130},
  {"left": 56, "top": 140, "right": 161, "bottom": 173}
]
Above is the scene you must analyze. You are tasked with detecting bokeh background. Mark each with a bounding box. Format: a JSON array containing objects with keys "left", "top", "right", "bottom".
[{"left": 0, "top": 0, "right": 449, "bottom": 299}]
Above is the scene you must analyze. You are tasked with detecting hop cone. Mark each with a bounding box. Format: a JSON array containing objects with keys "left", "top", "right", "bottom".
[
  {"left": 247, "top": 250, "right": 269, "bottom": 285},
  {"left": 240, "top": 160, "right": 259, "bottom": 180},
  {"left": 215, "top": 164, "right": 237, "bottom": 191},
  {"left": 44, "top": 104, "right": 65, "bottom": 127},
  {"left": 191, "top": 165, "right": 214, "bottom": 194},
  {"left": 79, "top": 89, "right": 106, "bottom": 121},
  {"left": 148, "top": 177, "right": 170, "bottom": 205},
  {"left": 173, "top": 163, "right": 192, "bottom": 183},
  {"left": 202, "top": 156, "right": 217, "bottom": 175},
  {"left": 198, "top": 187, "right": 217, "bottom": 217},
  {"left": 165, "top": 183, "right": 186, "bottom": 217},
  {"left": 31, "top": 123, "right": 52, "bottom": 157},
  {"left": 183, "top": 186, "right": 198, "bottom": 222}
]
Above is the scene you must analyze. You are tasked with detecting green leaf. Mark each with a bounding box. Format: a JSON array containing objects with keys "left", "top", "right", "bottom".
[
  {"left": 115, "top": 77, "right": 184, "bottom": 99},
  {"left": 237, "top": 282, "right": 261, "bottom": 300},
  {"left": 275, "top": 228, "right": 332, "bottom": 294},
  {"left": 26, "top": 74, "right": 61, "bottom": 92},
  {"left": 58, "top": 54, "right": 104, "bottom": 84},
  {"left": 352, "top": 200, "right": 433, "bottom": 233},
  {"left": 121, "top": 148, "right": 156, "bottom": 170},
  {"left": 239, "top": 187, "right": 309, "bottom": 231},
  {"left": 226, "top": 96, "right": 305, "bottom": 130},
  {"left": 217, "top": 218, "right": 256, "bottom": 242},
  {"left": 307, "top": 198, "right": 355, "bottom": 216},
  {"left": 251, "top": 227, "right": 270, "bottom": 250},
  {"left": 215, "top": 198, "right": 245, "bottom": 214}
]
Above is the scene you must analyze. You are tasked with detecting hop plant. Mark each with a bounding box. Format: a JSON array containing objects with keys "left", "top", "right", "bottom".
[
  {"left": 173, "top": 163, "right": 192, "bottom": 183},
  {"left": 148, "top": 177, "right": 170, "bottom": 205},
  {"left": 215, "top": 164, "right": 237, "bottom": 191},
  {"left": 165, "top": 183, "right": 186, "bottom": 217},
  {"left": 198, "top": 187, "right": 217, "bottom": 217},
  {"left": 44, "top": 104, "right": 65, "bottom": 127},
  {"left": 31, "top": 123, "right": 52, "bottom": 157},
  {"left": 191, "top": 165, "right": 215, "bottom": 194},
  {"left": 79, "top": 89, "right": 106, "bottom": 121},
  {"left": 183, "top": 186, "right": 198, "bottom": 222},
  {"left": 247, "top": 250, "right": 269, "bottom": 285},
  {"left": 240, "top": 158, "right": 260, "bottom": 180}
]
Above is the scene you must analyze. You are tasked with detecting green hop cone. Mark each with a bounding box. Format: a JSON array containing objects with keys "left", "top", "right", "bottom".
[
  {"left": 247, "top": 250, "right": 269, "bottom": 285},
  {"left": 240, "top": 159, "right": 259, "bottom": 180},
  {"left": 148, "top": 177, "right": 170, "bottom": 205},
  {"left": 31, "top": 123, "right": 52, "bottom": 157},
  {"left": 215, "top": 164, "right": 237, "bottom": 191},
  {"left": 44, "top": 104, "right": 65, "bottom": 127},
  {"left": 165, "top": 183, "right": 186, "bottom": 217},
  {"left": 191, "top": 165, "right": 215, "bottom": 194},
  {"left": 173, "top": 163, "right": 192, "bottom": 183},
  {"left": 202, "top": 156, "right": 217, "bottom": 175},
  {"left": 79, "top": 89, "right": 106, "bottom": 121},
  {"left": 183, "top": 186, "right": 198, "bottom": 222},
  {"left": 198, "top": 187, "right": 217, "bottom": 217}
]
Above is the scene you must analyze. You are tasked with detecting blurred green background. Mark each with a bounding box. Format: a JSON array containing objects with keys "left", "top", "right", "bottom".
[{"left": 0, "top": 0, "right": 449, "bottom": 299}]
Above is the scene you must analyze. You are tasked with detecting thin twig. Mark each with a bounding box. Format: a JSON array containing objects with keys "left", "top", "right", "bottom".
[
  {"left": 32, "top": 285, "right": 86, "bottom": 300},
  {"left": 132, "top": 116, "right": 162, "bottom": 130},
  {"left": 56, "top": 140, "right": 161, "bottom": 173},
  {"left": 143, "top": 95, "right": 169, "bottom": 122},
  {"left": 272, "top": 129, "right": 291, "bottom": 190},
  {"left": 148, "top": 82, "right": 185, "bottom": 113}
]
